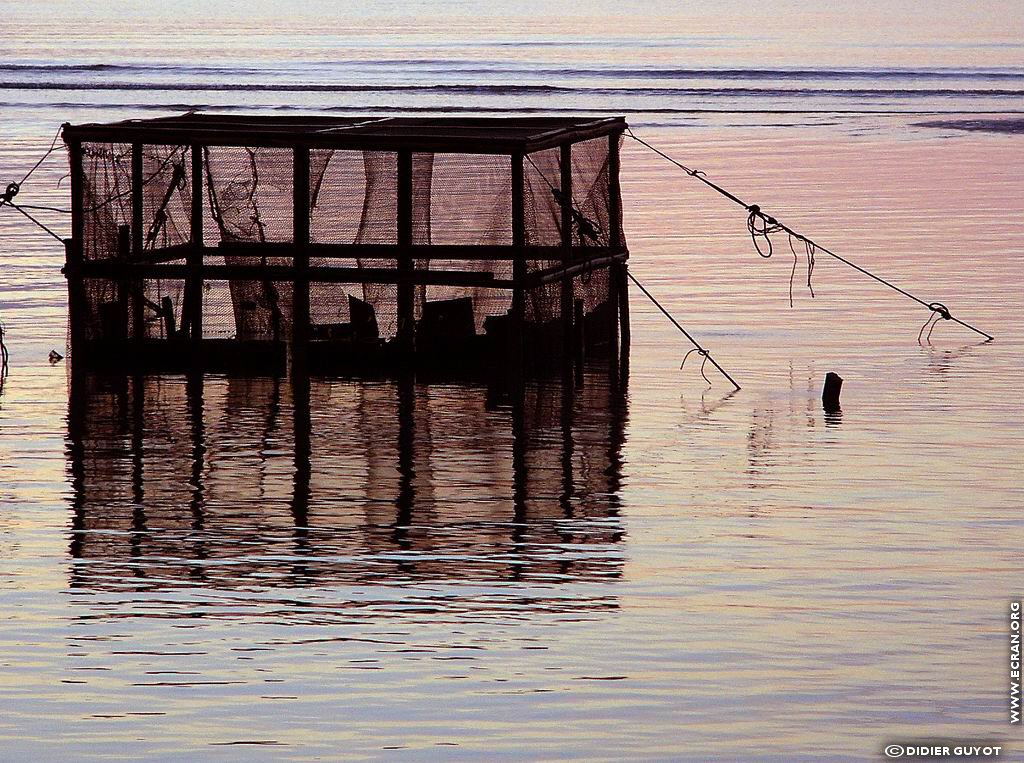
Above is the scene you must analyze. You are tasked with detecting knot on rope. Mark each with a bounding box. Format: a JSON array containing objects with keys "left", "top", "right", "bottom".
[
  {"left": 625, "top": 128, "right": 994, "bottom": 342},
  {"left": 928, "top": 302, "right": 951, "bottom": 321},
  {"left": 681, "top": 347, "right": 713, "bottom": 387},
  {"left": 746, "top": 206, "right": 784, "bottom": 258},
  {"left": 1, "top": 182, "right": 19, "bottom": 204},
  {"left": 918, "top": 302, "right": 953, "bottom": 344}
]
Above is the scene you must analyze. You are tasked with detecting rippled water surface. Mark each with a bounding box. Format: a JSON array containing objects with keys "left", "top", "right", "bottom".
[{"left": 1, "top": 3, "right": 1023, "bottom": 760}]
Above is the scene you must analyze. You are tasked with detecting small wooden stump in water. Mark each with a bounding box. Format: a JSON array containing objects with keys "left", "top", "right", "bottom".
[{"left": 822, "top": 372, "right": 843, "bottom": 412}]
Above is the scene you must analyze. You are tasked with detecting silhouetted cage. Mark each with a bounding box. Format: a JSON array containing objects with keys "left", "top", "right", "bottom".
[
  {"left": 66, "top": 366, "right": 627, "bottom": 595},
  {"left": 62, "top": 115, "right": 629, "bottom": 375}
]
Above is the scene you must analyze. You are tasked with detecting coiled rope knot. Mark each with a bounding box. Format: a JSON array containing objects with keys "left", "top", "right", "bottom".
[
  {"left": 918, "top": 302, "right": 954, "bottom": 344},
  {"left": 1, "top": 182, "right": 19, "bottom": 204},
  {"left": 746, "top": 205, "right": 784, "bottom": 258}
]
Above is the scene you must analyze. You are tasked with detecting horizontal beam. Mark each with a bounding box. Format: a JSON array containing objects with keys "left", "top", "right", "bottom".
[
  {"left": 215, "top": 242, "right": 610, "bottom": 261},
  {"left": 62, "top": 117, "right": 627, "bottom": 155},
  {"left": 530, "top": 251, "right": 629, "bottom": 286},
  {"left": 134, "top": 243, "right": 194, "bottom": 264},
  {"left": 69, "top": 260, "right": 514, "bottom": 288},
  {"left": 528, "top": 121, "right": 627, "bottom": 153}
]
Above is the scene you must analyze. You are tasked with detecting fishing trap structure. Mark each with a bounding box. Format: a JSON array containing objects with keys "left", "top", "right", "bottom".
[{"left": 60, "top": 115, "right": 630, "bottom": 374}]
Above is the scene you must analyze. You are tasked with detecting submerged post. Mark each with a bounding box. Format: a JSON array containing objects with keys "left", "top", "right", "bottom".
[
  {"left": 397, "top": 150, "right": 414, "bottom": 354},
  {"left": 823, "top": 371, "right": 843, "bottom": 412},
  {"left": 608, "top": 131, "right": 626, "bottom": 360},
  {"left": 65, "top": 135, "right": 85, "bottom": 362},
  {"left": 609, "top": 133, "right": 630, "bottom": 359},
  {"left": 292, "top": 146, "right": 311, "bottom": 370}
]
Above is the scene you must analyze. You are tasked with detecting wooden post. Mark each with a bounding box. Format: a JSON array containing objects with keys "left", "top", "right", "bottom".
[
  {"left": 823, "top": 372, "right": 843, "bottom": 412},
  {"left": 66, "top": 136, "right": 86, "bottom": 362},
  {"left": 607, "top": 131, "right": 622, "bottom": 363},
  {"left": 397, "top": 150, "right": 414, "bottom": 354},
  {"left": 292, "top": 146, "right": 311, "bottom": 369},
  {"left": 573, "top": 297, "right": 584, "bottom": 385},
  {"left": 161, "top": 296, "right": 176, "bottom": 339},
  {"left": 117, "top": 224, "right": 131, "bottom": 337},
  {"left": 559, "top": 142, "right": 573, "bottom": 364},
  {"left": 131, "top": 143, "right": 145, "bottom": 341},
  {"left": 511, "top": 152, "right": 526, "bottom": 372},
  {"left": 187, "top": 143, "right": 203, "bottom": 344},
  {"left": 618, "top": 265, "right": 630, "bottom": 359}
]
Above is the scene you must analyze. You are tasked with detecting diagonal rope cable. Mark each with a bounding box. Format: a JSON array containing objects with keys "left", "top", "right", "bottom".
[
  {"left": 524, "top": 151, "right": 740, "bottom": 389},
  {"left": 625, "top": 128, "right": 993, "bottom": 342},
  {"left": 625, "top": 270, "right": 741, "bottom": 390},
  {"left": 19, "top": 125, "right": 64, "bottom": 187},
  {"left": 6, "top": 202, "right": 65, "bottom": 242}
]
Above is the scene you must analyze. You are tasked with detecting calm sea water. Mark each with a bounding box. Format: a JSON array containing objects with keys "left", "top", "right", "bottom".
[{"left": 1, "top": 3, "right": 1022, "bottom": 761}]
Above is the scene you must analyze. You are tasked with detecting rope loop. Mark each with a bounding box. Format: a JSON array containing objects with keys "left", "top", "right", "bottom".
[
  {"left": 746, "top": 206, "right": 783, "bottom": 258},
  {"left": 2, "top": 182, "right": 19, "bottom": 204},
  {"left": 928, "top": 302, "right": 951, "bottom": 320},
  {"left": 681, "top": 347, "right": 713, "bottom": 386},
  {"left": 680, "top": 347, "right": 709, "bottom": 369}
]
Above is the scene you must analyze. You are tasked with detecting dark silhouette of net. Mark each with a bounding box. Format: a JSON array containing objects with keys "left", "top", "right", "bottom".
[{"left": 76, "top": 133, "right": 622, "bottom": 352}]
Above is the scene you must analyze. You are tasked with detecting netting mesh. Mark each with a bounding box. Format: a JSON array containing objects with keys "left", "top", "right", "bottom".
[
  {"left": 81, "top": 141, "right": 132, "bottom": 263},
  {"left": 74, "top": 134, "right": 623, "bottom": 351},
  {"left": 80, "top": 143, "right": 192, "bottom": 339}
]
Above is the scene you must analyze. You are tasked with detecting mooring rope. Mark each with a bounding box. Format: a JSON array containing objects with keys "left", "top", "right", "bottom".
[
  {"left": 523, "top": 151, "right": 740, "bottom": 389},
  {"left": 1, "top": 139, "right": 188, "bottom": 229},
  {"left": 0, "top": 321, "right": 8, "bottom": 382},
  {"left": 626, "top": 270, "right": 742, "bottom": 390},
  {"left": 625, "top": 129, "right": 993, "bottom": 342}
]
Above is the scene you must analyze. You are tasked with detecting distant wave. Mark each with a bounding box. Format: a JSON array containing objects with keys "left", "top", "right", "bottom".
[
  {"left": 2, "top": 82, "right": 1022, "bottom": 98},
  {"left": 916, "top": 118, "right": 1024, "bottom": 133},
  {"left": 419, "top": 67, "right": 1024, "bottom": 81},
  {"left": 4, "top": 100, "right": 1021, "bottom": 117},
  {"left": 1, "top": 63, "right": 1022, "bottom": 80}
]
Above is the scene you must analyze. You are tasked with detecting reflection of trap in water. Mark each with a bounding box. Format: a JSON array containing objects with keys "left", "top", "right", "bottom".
[
  {"left": 60, "top": 115, "right": 630, "bottom": 375},
  {"left": 67, "top": 365, "right": 627, "bottom": 599}
]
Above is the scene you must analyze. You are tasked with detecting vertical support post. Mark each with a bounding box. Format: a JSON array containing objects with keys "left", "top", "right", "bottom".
[
  {"left": 510, "top": 152, "right": 526, "bottom": 373},
  {"left": 397, "top": 150, "right": 414, "bottom": 354},
  {"left": 607, "top": 131, "right": 622, "bottom": 363},
  {"left": 131, "top": 143, "right": 144, "bottom": 342},
  {"left": 559, "top": 142, "right": 573, "bottom": 365},
  {"left": 187, "top": 143, "right": 204, "bottom": 346},
  {"left": 608, "top": 133, "right": 630, "bottom": 361},
  {"left": 65, "top": 135, "right": 86, "bottom": 364},
  {"left": 292, "top": 146, "right": 311, "bottom": 370},
  {"left": 573, "top": 297, "right": 584, "bottom": 386}
]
